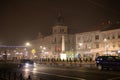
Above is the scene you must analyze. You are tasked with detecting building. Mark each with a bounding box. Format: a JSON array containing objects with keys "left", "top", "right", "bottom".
[
  {"left": 30, "top": 18, "right": 120, "bottom": 61},
  {"left": 1, "top": 16, "right": 119, "bottom": 61},
  {"left": 76, "top": 23, "right": 120, "bottom": 61},
  {"left": 30, "top": 14, "right": 76, "bottom": 60},
  {"left": 0, "top": 45, "right": 26, "bottom": 60}
]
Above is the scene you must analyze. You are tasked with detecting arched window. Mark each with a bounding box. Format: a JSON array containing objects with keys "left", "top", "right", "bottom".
[{"left": 96, "top": 53, "right": 99, "bottom": 58}]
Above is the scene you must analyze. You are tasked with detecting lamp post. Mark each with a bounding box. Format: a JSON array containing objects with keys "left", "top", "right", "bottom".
[
  {"left": 26, "top": 42, "right": 30, "bottom": 46},
  {"left": 40, "top": 46, "right": 47, "bottom": 58},
  {"left": 25, "top": 42, "right": 31, "bottom": 59},
  {"left": 104, "top": 38, "right": 108, "bottom": 56},
  {"left": 79, "top": 43, "right": 83, "bottom": 47},
  {"left": 78, "top": 43, "right": 83, "bottom": 60}
]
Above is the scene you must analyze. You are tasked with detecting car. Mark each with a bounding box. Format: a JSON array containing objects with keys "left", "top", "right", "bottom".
[
  {"left": 19, "top": 59, "right": 36, "bottom": 68},
  {"left": 95, "top": 56, "right": 120, "bottom": 70}
]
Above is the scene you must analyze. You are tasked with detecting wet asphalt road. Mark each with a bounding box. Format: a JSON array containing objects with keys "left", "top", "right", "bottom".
[{"left": 18, "top": 64, "right": 120, "bottom": 80}]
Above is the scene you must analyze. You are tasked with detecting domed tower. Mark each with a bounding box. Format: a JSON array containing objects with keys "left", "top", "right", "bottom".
[{"left": 52, "top": 13, "right": 68, "bottom": 34}]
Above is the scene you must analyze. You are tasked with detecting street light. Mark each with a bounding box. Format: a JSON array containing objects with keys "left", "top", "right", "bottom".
[
  {"left": 26, "top": 42, "right": 31, "bottom": 46},
  {"left": 25, "top": 42, "right": 31, "bottom": 59},
  {"left": 78, "top": 43, "right": 83, "bottom": 60},
  {"left": 39, "top": 46, "right": 47, "bottom": 58},
  {"left": 104, "top": 38, "right": 107, "bottom": 42},
  {"left": 104, "top": 38, "right": 108, "bottom": 55},
  {"left": 43, "top": 47, "right": 46, "bottom": 50},
  {"left": 79, "top": 43, "right": 83, "bottom": 47}
]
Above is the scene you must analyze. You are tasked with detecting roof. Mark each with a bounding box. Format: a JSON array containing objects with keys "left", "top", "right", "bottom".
[
  {"left": 55, "top": 13, "right": 65, "bottom": 26},
  {"left": 100, "top": 23, "right": 120, "bottom": 31}
]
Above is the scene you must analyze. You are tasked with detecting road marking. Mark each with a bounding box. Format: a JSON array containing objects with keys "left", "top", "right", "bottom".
[{"left": 37, "top": 72, "right": 86, "bottom": 80}]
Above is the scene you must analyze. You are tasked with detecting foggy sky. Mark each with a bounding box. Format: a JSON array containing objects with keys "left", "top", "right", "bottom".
[{"left": 0, "top": 0, "right": 120, "bottom": 45}]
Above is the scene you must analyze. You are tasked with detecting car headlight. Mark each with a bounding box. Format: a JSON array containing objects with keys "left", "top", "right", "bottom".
[
  {"left": 96, "top": 61, "right": 99, "bottom": 63},
  {"left": 34, "top": 62, "right": 36, "bottom": 67},
  {"left": 25, "top": 63, "right": 29, "bottom": 67}
]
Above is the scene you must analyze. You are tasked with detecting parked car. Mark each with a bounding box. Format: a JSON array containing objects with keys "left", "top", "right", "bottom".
[
  {"left": 19, "top": 59, "right": 36, "bottom": 68},
  {"left": 95, "top": 56, "right": 120, "bottom": 70}
]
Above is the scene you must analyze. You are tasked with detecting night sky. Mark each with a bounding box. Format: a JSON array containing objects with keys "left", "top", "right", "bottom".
[{"left": 0, "top": 0, "right": 120, "bottom": 45}]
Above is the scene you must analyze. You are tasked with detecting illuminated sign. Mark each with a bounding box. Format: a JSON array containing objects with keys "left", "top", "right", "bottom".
[
  {"left": 31, "top": 49, "right": 36, "bottom": 54},
  {"left": 60, "top": 53, "right": 66, "bottom": 60},
  {"left": 118, "top": 50, "right": 120, "bottom": 53}
]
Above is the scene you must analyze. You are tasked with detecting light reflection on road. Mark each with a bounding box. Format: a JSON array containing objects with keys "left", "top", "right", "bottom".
[
  {"left": 21, "top": 64, "right": 57, "bottom": 80},
  {"left": 19, "top": 64, "right": 120, "bottom": 80},
  {"left": 21, "top": 64, "right": 39, "bottom": 79},
  {"left": 24, "top": 68, "right": 30, "bottom": 78}
]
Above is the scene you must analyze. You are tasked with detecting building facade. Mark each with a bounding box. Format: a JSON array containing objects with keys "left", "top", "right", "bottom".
[
  {"left": 76, "top": 23, "right": 120, "bottom": 61},
  {"left": 30, "top": 14, "right": 76, "bottom": 60},
  {"left": 30, "top": 18, "right": 120, "bottom": 61},
  {"left": 0, "top": 45, "right": 26, "bottom": 60}
]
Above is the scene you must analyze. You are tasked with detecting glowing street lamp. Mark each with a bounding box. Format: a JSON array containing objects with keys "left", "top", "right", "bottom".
[
  {"left": 79, "top": 43, "right": 83, "bottom": 46},
  {"left": 26, "top": 42, "right": 31, "bottom": 46},
  {"left": 77, "top": 43, "right": 84, "bottom": 60},
  {"left": 104, "top": 38, "right": 107, "bottom": 42},
  {"left": 43, "top": 47, "right": 46, "bottom": 50},
  {"left": 25, "top": 42, "right": 31, "bottom": 59},
  {"left": 79, "top": 43, "right": 83, "bottom": 49},
  {"left": 104, "top": 38, "right": 108, "bottom": 55}
]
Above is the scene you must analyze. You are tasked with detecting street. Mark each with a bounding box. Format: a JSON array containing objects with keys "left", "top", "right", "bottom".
[{"left": 19, "top": 64, "right": 120, "bottom": 80}]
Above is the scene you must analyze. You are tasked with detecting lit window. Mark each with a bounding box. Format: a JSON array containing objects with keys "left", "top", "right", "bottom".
[
  {"left": 118, "top": 34, "right": 120, "bottom": 38},
  {"left": 112, "top": 35, "right": 115, "bottom": 39},
  {"left": 95, "top": 35, "right": 99, "bottom": 40},
  {"left": 96, "top": 43, "right": 99, "bottom": 48}
]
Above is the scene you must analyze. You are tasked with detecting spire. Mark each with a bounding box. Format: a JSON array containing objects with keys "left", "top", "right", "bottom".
[
  {"left": 37, "top": 32, "right": 43, "bottom": 39},
  {"left": 56, "top": 12, "right": 65, "bottom": 26}
]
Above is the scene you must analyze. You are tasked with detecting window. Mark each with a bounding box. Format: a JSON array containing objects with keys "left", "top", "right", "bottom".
[
  {"left": 60, "top": 29, "right": 64, "bottom": 33},
  {"left": 96, "top": 53, "right": 99, "bottom": 58},
  {"left": 77, "top": 37, "right": 80, "bottom": 41},
  {"left": 118, "top": 34, "right": 120, "bottom": 39},
  {"left": 115, "top": 56, "right": 120, "bottom": 60},
  {"left": 118, "top": 43, "right": 120, "bottom": 48},
  {"left": 95, "top": 35, "right": 99, "bottom": 40},
  {"left": 54, "top": 38, "right": 56, "bottom": 43},
  {"left": 69, "top": 40, "right": 70, "bottom": 44},
  {"left": 107, "top": 57, "right": 114, "bottom": 61},
  {"left": 113, "top": 44, "right": 115, "bottom": 48},
  {"left": 54, "top": 29, "right": 57, "bottom": 32},
  {"left": 96, "top": 43, "right": 99, "bottom": 48},
  {"left": 107, "top": 36, "right": 110, "bottom": 39},
  {"left": 60, "top": 37, "right": 62, "bottom": 43},
  {"left": 112, "top": 35, "right": 115, "bottom": 39}
]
